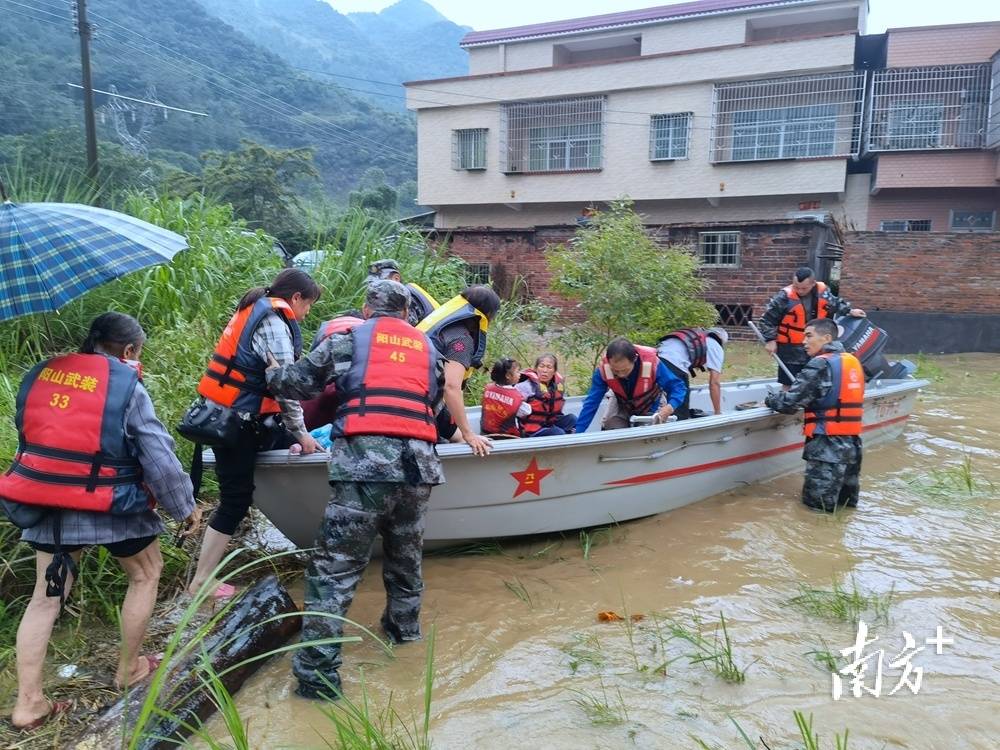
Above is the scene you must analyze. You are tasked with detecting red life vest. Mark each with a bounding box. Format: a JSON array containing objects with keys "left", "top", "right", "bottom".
[
  {"left": 0, "top": 353, "right": 151, "bottom": 514},
  {"left": 198, "top": 297, "right": 302, "bottom": 415},
  {"left": 480, "top": 383, "right": 525, "bottom": 436},
  {"left": 302, "top": 316, "right": 365, "bottom": 430},
  {"left": 804, "top": 352, "right": 865, "bottom": 437},
  {"left": 777, "top": 282, "right": 832, "bottom": 345},
  {"left": 330, "top": 316, "right": 438, "bottom": 442},
  {"left": 312, "top": 315, "right": 364, "bottom": 351},
  {"left": 519, "top": 370, "right": 566, "bottom": 434},
  {"left": 599, "top": 345, "right": 662, "bottom": 414}
]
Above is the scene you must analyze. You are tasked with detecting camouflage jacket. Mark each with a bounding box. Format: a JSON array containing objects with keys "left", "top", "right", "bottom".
[
  {"left": 756, "top": 286, "right": 853, "bottom": 344},
  {"left": 764, "top": 341, "right": 863, "bottom": 464},
  {"left": 265, "top": 316, "right": 447, "bottom": 485}
]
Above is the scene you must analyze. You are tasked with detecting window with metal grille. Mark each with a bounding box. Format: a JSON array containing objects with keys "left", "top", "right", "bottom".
[
  {"left": 715, "top": 303, "right": 753, "bottom": 327},
  {"left": 711, "top": 72, "right": 864, "bottom": 163},
  {"left": 452, "top": 128, "right": 487, "bottom": 170},
  {"left": 465, "top": 262, "right": 492, "bottom": 285},
  {"left": 988, "top": 54, "right": 1000, "bottom": 149},
  {"left": 500, "top": 96, "right": 605, "bottom": 173},
  {"left": 867, "top": 64, "right": 991, "bottom": 152},
  {"left": 698, "top": 232, "right": 741, "bottom": 267},
  {"left": 949, "top": 210, "right": 996, "bottom": 231},
  {"left": 649, "top": 113, "right": 691, "bottom": 160},
  {"left": 880, "top": 219, "right": 932, "bottom": 232}
]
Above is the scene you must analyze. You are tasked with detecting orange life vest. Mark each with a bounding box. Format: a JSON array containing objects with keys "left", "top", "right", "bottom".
[
  {"left": 480, "top": 383, "right": 525, "bottom": 436},
  {"left": 312, "top": 315, "right": 364, "bottom": 352},
  {"left": 599, "top": 345, "right": 662, "bottom": 414},
  {"left": 198, "top": 297, "right": 302, "bottom": 415},
  {"left": 804, "top": 352, "right": 865, "bottom": 437},
  {"left": 519, "top": 370, "right": 566, "bottom": 434},
  {"left": 330, "top": 316, "right": 438, "bottom": 442},
  {"left": 0, "top": 353, "right": 151, "bottom": 514},
  {"left": 777, "top": 282, "right": 832, "bottom": 345}
]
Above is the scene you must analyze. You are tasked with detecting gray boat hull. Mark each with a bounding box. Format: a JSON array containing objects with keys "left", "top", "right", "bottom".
[{"left": 206, "top": 377, "right": 926, "bottom": 548}]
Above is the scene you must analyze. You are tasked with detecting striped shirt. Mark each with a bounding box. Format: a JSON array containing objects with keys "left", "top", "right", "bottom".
[{"left": 22, "top": 376, "right": 195, "bottom": 546}]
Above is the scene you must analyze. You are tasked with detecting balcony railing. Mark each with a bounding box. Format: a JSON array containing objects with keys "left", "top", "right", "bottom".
[
  {"left": 710, "top": 71, "right": 865, "bottom": 163},
  {"left": 866, "top": 64, "right": 991, "bottom": 152}
]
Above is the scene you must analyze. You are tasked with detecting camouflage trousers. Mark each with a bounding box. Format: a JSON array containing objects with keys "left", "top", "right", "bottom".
[
  {"left": 802, "top": 458, "right": 861, "bottom": 512},
  {"left": 293, "top": 481, "right": 432, "bottom": 695}
]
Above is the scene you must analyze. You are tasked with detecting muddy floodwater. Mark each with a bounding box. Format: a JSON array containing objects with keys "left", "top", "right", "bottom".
[{"left": 213, "top": 355, "right": 1000, "bottom": 749}]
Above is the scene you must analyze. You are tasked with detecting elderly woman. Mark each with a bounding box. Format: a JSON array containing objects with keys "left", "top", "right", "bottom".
[{"left": 0, "top": 312, "right": 200, "bottom": 730}]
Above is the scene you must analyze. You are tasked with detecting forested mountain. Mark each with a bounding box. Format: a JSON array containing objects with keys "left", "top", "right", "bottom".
[
  {"left": 195, "top": 0, "right": 470, "bottom": 108},
  {"left": 0, "top": 0, "right": 468, "bottom": 197}
]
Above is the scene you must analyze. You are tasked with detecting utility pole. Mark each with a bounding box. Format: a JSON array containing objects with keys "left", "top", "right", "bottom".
[{"left": 74, "top": 0, "right": 99, "bottom": 180}]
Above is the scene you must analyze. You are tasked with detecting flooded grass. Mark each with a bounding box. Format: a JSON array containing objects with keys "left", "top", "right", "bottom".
[
  {"left": 577, "top": 518, "right": 623, "bottom": 560},
  {"left": 693, "top": 711, "right": 851, "bottom": 750},
  {"left": 805, "top": 638, "right": 842, "bottom": 673},
  {"left": 567, "top": 679, "right": 629, "bottom": 726},
  {"left": 424, "top": 540, "right": 506, "bottom": 557},
  {"left": 787, "top": 577, "right": 894, "bottom": 625},
  {"left": 561, "top": 633, "right": 607, "bottom": 674},
  {"left": 666, "top": 613, "right": 750, "bottom": 684},
  {"left": 503, "top": 577, "right": 534, "bottom": 609},
  {"left": 909, "top": 453, "right": 996, "bottom": 505}
]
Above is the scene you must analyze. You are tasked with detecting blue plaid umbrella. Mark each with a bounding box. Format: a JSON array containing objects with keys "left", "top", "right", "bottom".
[{"left": 0, "top": 199, "right": 187, "bottom": 321}]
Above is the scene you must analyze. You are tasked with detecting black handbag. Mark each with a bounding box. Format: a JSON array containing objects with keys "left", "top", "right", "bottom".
[{"left": 176, "top": 398, "right": 246, "bottom": 447}]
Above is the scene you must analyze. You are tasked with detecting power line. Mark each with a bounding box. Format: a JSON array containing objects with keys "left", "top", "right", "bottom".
[
  {"left": 65, "top": 83, "right": 209, "bottom": 116},
  {"left": 96, "top": 33, "right": 416, "bottom": 168},
  {"left": 0, "top": 0, "right": 69, "bottom": 21},
  {"left": 0, "top": 3, "right": 68, "bottom": 27},
  {"left": 83, "top": 11, "right": 418, "bottom": 163}
]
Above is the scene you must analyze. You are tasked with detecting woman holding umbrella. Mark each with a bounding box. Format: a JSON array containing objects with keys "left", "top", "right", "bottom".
[
  {"left": 0, "top": 312, "right": 201, "bottom": 730},
  {"left": 187, "top": 269, "right": 323, "bottom": 597}
]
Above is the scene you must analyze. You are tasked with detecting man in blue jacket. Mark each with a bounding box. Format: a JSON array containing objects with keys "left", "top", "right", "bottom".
[{"left": 576, "top": 337, "right": 687, "bottom": 432}]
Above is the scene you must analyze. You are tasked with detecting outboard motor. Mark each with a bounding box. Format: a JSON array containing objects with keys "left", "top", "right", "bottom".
[{"left": 836, "top": 316, "right": 913, "bottom": 381}]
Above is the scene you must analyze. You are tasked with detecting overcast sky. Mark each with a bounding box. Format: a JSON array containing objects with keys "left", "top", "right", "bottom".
[{"left": 329, "top": 0, "right": 998, "bottom": 32}]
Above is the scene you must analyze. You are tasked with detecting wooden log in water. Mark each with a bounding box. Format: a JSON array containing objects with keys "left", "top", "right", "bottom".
[{"left": 70, "top": 574, "right": 301, "bottom": 750}]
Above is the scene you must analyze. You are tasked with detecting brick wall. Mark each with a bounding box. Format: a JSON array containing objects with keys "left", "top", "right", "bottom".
[
  {"left": 441, "top": 221, "right": 825, "bottom": 335},
  {"left": 866, "top": 188, "right": 1000, "bottom": 232},
  {"left": 840, "top": 231, "right": 1000, "bottom": 314}
]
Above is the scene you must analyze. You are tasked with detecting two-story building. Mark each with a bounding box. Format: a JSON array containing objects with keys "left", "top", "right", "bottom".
[{"left": 405, "top": 0, "right": 1000, "bottom": 348}]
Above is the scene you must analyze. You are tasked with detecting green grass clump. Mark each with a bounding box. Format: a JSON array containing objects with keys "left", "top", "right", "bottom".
[
  {"left": 667, "top": 612, "right": 750, "bottom": 684},
  {"left": 693, "top": 711, "right": 850, "bottom": 750},
  {"left": 561, "top": 633, "right": 607, "bottom": 674},
  {"left": 787, "top": 578, "right": 894, "bottom": 625},
  {"left": 568, "top": 680, "right": 629, "bottom": 727}
]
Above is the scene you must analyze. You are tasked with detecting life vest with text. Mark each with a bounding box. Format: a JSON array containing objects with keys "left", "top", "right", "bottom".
[
  {"left": 777, "top": 282, "right": 832, "bottom": 345},
  {"left": 519, "top": 369, "right": 566, "bottom": 434},
  {"left": 0, "top": 353, "right": 150, "bottom": 514},
  {"left": 330, "top": 316, "right": 438, "bottom": 442},
  {"left": 480, "top": 382, "right": 525, "bottom": 436}
]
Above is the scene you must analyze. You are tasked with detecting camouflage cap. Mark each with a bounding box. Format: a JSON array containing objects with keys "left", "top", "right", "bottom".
[
  {"left": 366, "top": 278, "right": 410, "bottom": 315},
  {"left": 367, "top": 258, "right": 401, "bottom": 280}
]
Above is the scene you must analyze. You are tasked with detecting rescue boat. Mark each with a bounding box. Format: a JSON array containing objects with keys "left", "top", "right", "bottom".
[{"left": 209, "top": 374, "right": 927, "bottom": 548}]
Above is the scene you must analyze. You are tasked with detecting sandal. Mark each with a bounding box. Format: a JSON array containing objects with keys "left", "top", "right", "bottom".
[
  {"left": 13, "top": 700, "right": 71, "bottom": 731},
  {"left": 115, "top": 654, "right": 162, "bottom": 690}
]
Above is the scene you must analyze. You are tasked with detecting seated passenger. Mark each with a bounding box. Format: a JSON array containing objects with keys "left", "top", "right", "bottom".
[
  {"left": 517, "top": 353, "right": 577, "bottom": 437},
  {"left": 481, "top": 358, "right": 532, "bottom": 437},
  {"left": 576, "top": 337, "right": 687, "bottom": 432},
  {"left": 657, "top": 326, "right": 728, "bottom": 417}
]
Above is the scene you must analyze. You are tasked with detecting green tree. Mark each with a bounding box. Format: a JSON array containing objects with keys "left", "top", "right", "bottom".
[
  {"left": 547, "top": 200, "right": 718, "bottom": 362},
  {"left": 164, "top": 140, "right": 318, "bottom": 242}
]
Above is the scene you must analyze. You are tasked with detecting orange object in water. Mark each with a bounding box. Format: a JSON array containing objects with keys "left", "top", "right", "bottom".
[{"left": 596, "top": 611, "right": 645, "bottom": 623}]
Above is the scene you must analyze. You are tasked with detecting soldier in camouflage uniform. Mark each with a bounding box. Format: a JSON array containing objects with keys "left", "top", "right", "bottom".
[
  {"left": 265, "top": 279, "right": 446, "bottom": 699},
  {"left": 367, "top": 259, "right": 437, "bottom": 327},
  {"left": 764, "top": 319, "right": 864, "bottom": 512}
]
